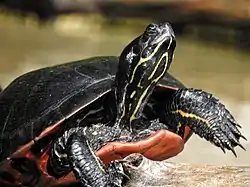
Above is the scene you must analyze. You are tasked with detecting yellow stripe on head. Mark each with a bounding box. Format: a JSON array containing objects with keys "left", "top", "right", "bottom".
[
  {"left": 129, "top": 39, "right": 167, "bottom": 84},
  {"left": 129, "top": 51, "right": 169, "bottom": 123}
]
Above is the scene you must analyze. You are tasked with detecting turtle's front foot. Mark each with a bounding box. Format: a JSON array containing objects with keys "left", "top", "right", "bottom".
[{"left": 163, "top": 88, "right": 247, "bottom": 157}]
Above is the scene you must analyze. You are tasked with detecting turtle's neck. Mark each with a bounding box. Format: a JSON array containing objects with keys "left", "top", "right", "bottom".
[{"left": 113, "top": 70, "right": 157, "bottom": 132}]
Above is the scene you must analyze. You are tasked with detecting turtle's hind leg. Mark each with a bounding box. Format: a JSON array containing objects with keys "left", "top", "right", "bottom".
[
  {"left": 160, "top": 88, "right": 247, "bottom": 157},
  {"left": 47, "top": 127, "right": 127, "bottom": 187}
]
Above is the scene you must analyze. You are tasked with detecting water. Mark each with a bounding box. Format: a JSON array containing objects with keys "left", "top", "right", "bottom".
[{"left": 0, "top": 14, "right": 249, "bottom": 167}]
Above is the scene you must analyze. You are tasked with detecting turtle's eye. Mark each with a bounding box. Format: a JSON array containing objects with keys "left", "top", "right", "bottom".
[{"left": 145, "top": 23, "right": 157, "bottom": 35}]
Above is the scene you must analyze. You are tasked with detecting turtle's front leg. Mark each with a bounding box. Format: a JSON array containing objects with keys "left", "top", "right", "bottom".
[
  {"left": 160, "top": 88, "right": 247, "bottom": 156},
  {"left": 47, "top": 127, "right": 126, "bottom": 187}
]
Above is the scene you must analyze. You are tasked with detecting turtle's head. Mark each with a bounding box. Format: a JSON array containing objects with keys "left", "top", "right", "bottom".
[{"left": 115, "top": 22, "right": 176, "bottom": 128}]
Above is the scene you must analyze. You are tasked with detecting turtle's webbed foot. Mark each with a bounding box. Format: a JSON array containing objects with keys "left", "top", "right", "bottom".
[{"left": 165, "top": 88, "right": 247, "bottom": 157}]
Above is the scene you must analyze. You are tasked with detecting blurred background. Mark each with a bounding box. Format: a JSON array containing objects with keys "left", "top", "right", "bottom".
[{"left": 0, "top": 0, "right": 250, "bottom": 167}]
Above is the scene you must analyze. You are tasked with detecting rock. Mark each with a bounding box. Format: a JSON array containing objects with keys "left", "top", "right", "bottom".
[{"left": 123, "top": 154, "right": 250, "bottom": 187}]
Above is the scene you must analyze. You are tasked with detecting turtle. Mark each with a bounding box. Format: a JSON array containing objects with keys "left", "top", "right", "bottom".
[{"left": 0, "top": 22, "right": 246, "bottom": 187}]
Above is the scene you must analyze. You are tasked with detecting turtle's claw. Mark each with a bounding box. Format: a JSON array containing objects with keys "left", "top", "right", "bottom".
[
  {"left": 220, "top": 147, "right": 226, "bottom": 154},
  {"left": 166, "top": 88, "right": 247, "bottom": 157},
  {"left": 206, "top": 107, "right": 246, "bottom": 156},
  {"left": 241, "top": 135, "right": 248, "bottom": 141},
  {"left": 238, "top": 143, "right": 246, "bottom": 151}
]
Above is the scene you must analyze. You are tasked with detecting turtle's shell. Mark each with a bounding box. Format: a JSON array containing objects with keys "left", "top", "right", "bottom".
[
  {"left": 0, "top": 56, "right": 191, "bottom": 185},
  {"left": 0, "top": 57, "right": 118, "bottom": 161}
]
